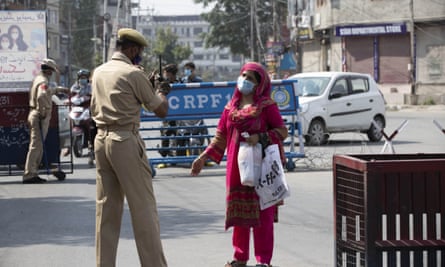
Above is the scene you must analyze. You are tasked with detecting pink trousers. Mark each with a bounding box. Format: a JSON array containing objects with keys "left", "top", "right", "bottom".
[{"left": 232, "top": 205, "right": 276, "bottom": 264}]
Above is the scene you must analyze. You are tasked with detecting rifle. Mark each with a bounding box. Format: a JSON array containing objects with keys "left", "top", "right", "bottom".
[{"left": 158, "top": 55, "right": 164, "bottom": 82}]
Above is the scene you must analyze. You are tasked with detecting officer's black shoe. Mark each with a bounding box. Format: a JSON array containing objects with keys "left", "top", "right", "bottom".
[
  {"left": 23, "top": 176, "right": 47, "bottom": 184},
  {"left": 52, "top": 171, "right": 66, "bottom": 181}
]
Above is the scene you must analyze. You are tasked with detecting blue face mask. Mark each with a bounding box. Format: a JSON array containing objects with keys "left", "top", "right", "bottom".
[
  {"left": 237, "top": 76, "right": 255, "bottom": 95},
  {"left": 79, "top": 79, "right": 88, "bottom": 86},
  {"left": 132, "top": 54, "right": 142, "bottom": 65},
  {"left": 184, "top": 68, "right": 192, "bottom": 76}
]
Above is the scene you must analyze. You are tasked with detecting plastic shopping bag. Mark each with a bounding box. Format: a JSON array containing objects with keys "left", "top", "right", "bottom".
[
  {"left": 238, "top": 142, "right": 262, "bottom": 187},
  {"left": 255, "top": 144, "right": 290, "bottom": 210}
]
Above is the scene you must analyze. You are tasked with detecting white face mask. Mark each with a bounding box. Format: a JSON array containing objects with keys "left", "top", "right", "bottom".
[
  {"left": 79, "top": 79, "right": 88, "bottom": 86},
  {"left": 237, "top": 76, "right": 255, "bottom": 95},
  {"left": 184, "top": 68, "right": 192, "bottom": 76}
]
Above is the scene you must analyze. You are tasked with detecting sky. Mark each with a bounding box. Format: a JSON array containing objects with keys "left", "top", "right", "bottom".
[{"left": 136, "top": 0, "right": 213, "bottom": 16}]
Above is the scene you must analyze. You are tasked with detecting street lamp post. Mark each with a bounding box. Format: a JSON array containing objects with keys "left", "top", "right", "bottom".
[
  {"left": 67, "top": 4, "right": 72, "bottom": 86},
  {"left": 103, "top": 0, "right": 110, "bottom": 63},
  {"left": 409, "top": 0, "right": 416, "bottom": 101}
]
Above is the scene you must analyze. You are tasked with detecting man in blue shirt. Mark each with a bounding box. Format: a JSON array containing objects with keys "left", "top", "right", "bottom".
[{"left": 181, "top": 61, "right": 202, "bottom": 83}]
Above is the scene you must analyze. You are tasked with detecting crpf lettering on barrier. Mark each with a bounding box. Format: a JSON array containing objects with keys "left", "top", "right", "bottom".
[{"left": 168, "top": 93, "right": 227, "bottom": 110}]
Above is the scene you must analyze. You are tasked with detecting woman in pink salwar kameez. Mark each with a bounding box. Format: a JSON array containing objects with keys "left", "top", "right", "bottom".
[{"left": 191, "top": 62, "right": 288, "bottom": 267}]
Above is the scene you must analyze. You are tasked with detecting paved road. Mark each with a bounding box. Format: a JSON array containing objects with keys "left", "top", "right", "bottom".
[
  {"left": 0, "top": 106, "right": 444, "bottom": 267},
  {"left": 0, "top": 157, "right": 333, "bottom": 267}
]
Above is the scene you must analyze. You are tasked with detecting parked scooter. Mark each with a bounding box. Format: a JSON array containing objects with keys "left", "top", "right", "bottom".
[{"left": 175, "top": 119, "right": 209, "bottom": 156}]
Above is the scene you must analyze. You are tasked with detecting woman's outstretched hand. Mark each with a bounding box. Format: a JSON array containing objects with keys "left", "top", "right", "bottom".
[{"left": 190, "top": 154, "right": 206, "bottom": 176}]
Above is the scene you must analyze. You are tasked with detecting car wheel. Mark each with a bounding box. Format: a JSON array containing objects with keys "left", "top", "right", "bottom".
[
  {"left": 306, "top": 119, "right": 328, "bottom": 146},
  {"left": 367, "top": 116, "right": 385, "bottom": 142},
  {"left": 73, "top": 136, "right": 83, "bottom": 157}
]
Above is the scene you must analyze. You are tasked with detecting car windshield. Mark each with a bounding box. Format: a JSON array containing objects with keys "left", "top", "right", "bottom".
[{"left": 294, "top": 77, "right": 331, "bottom": 97}]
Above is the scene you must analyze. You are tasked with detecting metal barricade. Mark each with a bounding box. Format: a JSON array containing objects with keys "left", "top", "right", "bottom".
[
  {"left": 140, "top": 80, "right": 305, "bottom": 176},
  {"left": 0, "top": 92, "right": 73, "bottom": 176}
]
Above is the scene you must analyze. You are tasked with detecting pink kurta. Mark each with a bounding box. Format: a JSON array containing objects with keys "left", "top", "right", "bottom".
[
  {"left": 203, "top": 62, "right": 288, "bottom": 265},
  {"left": 205, "top": 102, "right": 286, "bottom": 229}
]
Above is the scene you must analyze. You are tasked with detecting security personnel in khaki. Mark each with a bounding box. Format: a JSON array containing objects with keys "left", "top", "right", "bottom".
[
  {"left": 23, "top": 58, "right": 68, "bottom": 184},
  {"left": 91, "top": 28, "right": 170, "bottom": 267}
]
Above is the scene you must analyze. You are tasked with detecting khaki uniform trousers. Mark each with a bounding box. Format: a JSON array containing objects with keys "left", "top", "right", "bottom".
[
  {"left": 95, "top": 126, "right": 167, "bottom": 267},
  {"left": 23, "top": 110, "right": 51, "bottom": 180}
]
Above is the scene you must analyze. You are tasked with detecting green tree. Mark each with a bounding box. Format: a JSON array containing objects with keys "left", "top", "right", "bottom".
[
  {"left": 195, "top": 0, "right": 287, "bottom": 62},
  {"left": 61, "top": 0, "right": 98, "bottom": 70},
  {"left": 143, "top": 27, "right": 192, "bottom": 72}
]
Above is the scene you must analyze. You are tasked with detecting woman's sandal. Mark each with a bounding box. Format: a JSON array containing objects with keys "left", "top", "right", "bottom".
[
  {"left": 224, "top": 260, "right": 247, "bottom": 267},
  {"left": 255, "top": 264, "right": 272, "bottom": 267}
]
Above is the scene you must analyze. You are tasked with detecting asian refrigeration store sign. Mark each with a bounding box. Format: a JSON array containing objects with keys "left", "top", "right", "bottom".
[
  {"left": 0, "top": 11, "right": 47, "bottom": 92},
  {"left": 335, "top": 23, "right": 407, "bottom": 37}
]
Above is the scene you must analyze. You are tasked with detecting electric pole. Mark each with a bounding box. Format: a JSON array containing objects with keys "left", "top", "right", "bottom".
[{"left": 250, "top": 0, "right": 254, "bottom": 60}]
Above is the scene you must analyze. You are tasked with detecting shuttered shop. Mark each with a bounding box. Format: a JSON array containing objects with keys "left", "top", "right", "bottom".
[{"left": 345, "top": 34, "right": 410, "bottom": 83}]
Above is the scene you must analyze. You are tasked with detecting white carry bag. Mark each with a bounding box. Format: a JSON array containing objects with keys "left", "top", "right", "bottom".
[
  {"left": 255, "top": 144, "right": 290, "bottom": 210},
  {"left": 238, "top": 142, "right": 263, "bottom": 187}
]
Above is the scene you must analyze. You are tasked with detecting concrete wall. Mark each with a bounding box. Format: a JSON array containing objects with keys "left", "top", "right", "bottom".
[
  {"left": 414, "top": 0, "right": 445, "bottom": 21},
  {"left": 416, "top": 26, "right": 445, "bottom": 85}
]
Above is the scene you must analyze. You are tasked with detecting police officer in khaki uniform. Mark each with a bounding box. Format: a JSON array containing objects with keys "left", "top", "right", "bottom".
[
  {"left": 91, "top": 28, "right": 169, "bottom": 267},
  {"left": 23, "top": 58, "right": 68, "bottom": 184}
]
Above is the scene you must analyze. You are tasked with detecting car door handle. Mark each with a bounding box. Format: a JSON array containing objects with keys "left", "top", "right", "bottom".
[
  {"left": 346, "top": 102, "right": 351, "bottom": 106},
  {"left": 369, "top": 99, "right": 374, "bottom": 103}
]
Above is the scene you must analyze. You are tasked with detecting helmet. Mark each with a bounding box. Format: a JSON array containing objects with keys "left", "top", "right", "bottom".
[
  {"left": 41, "top": 58, "right": 57, "bottom": 71},
  {"left": 77, "top": 69, "right": 90, "bottom": 78}
]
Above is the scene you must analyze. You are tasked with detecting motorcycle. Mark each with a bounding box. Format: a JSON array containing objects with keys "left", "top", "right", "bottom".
[
  {"left": 66, "top": 94, "right": 94, "bottom": 159},
  {"left": 175, "top": 119, "right": 209, "bottom": 156}
]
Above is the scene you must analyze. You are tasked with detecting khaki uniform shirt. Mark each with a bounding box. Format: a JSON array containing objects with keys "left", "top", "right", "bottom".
[
  {"left": 29, "top": 72, "right": 53, "bottom": 118},
  {"left": 91, "top": 52, "right": 163, "bottom": 128}
]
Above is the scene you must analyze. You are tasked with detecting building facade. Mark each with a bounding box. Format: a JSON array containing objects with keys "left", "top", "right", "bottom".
[
  {"left": 293, "top": 0, "right": 445, "bottom": 104},
  {"left": 135, "top": 15, "right": 243, "bottom": 81}
]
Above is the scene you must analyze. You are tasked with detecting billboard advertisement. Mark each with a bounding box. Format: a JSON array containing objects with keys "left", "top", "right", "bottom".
[{"left": 0, "top": 11, "right": 47, "bottom": 92}]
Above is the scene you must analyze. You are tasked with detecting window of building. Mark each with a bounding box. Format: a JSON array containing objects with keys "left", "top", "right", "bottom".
[
  {"left": 194, "top": 54, "right": 204, "bottom": 60},
  {"left": 142, "top": 29, "right": 152, "bottom": 37},
  {"left": 193, "top": 27, "right": 203, "bottom": 35},
  {"left": 219, "top": 54, "right": 229, "bottom": 60},
  {"left": 194, "top": 41, "right": 203, "bottom": 48},
  {"left": 232, "top": 54, "right": 242, "bottom": 62},
  {"left": 52, "top": 36, "right": 58, "bottom": 51},
  {"left": 47, "top": 9, "right": 58, "bottom": 25}
]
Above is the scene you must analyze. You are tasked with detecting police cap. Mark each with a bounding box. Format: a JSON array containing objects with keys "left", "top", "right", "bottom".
[
  {"left": 117, "top": 28, "right": 148, "bottom": 47},
  {"left": 41, "top": 58, "right": 58, "bottom": 71}
]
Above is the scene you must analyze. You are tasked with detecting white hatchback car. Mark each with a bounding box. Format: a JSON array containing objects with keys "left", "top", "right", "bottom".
[{"left": 288, "top": 72, "right": 386, "bottom": 146}]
